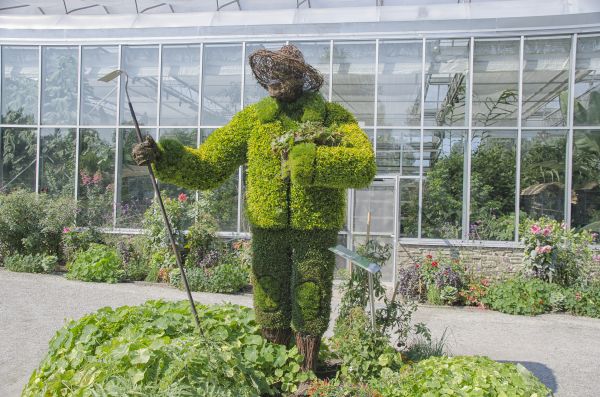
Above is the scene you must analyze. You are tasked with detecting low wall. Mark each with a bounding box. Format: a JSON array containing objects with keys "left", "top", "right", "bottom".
[{"left": 395, "top": 242, "right": 600, "bottom": 281}]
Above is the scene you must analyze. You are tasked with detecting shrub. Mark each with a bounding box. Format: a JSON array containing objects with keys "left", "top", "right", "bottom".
[
  {"left": 483, "top": 278, "right": 562, "bottom": 315},
  {"left": 522, "top": 217, "right": 594, "bottom": 287},
  {"left": 372, "top": 356, "right": 551, "bottom": 397},
  {"left": 115, "top": 236, "right": 151, "bottom": 281},
  {"left": 66, "top": 243, "right": 124, "bottom": 283},
  {"left": 23, "top": 300, "right": 311, "bottom": 396},
  {"left": 145, "top": 248, "right": 176, "bottom": 283},
  {"left": 61, "top": 227, "right": 104, "bottom": 263},
  {"left": 459, "top": 278, "right": 490, "bottom": 308},
  {"left": 4, "top": 253, "right": 57, "bottom": 274},
  {"left": 397, "top": 254, "right": 466, "bottom": 306},
  {"left": 564, "top": 283, "right": 600, "bottom": 318},
  {"left": 330, "top": 308, "right": 403, "bottom": 384},
  {"left": 182, "top": 260, "right": 250, "bottom": 294},
  {"left": 0, "top": 190, "right": 76, "bottom": 260}
]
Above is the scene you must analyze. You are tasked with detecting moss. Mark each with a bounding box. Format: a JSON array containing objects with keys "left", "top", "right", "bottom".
[
  {"left": 291, "top": 229, "right": 338, "bottom": 335},
  {"left": 152, "top": 91, "right": 375, "bottom": 338}
]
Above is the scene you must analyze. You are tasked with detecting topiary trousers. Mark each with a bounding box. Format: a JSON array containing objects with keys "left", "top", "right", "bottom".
[{"left": 251, "top": 227, "right": 338, "bottom": 368}]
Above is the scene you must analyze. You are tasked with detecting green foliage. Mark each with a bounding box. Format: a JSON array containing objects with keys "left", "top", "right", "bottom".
[
  {"left": 521, "top": 217, "right": 594, "bottom": 287},
  {"left": 4, "top": 253, "right": 57, "bottom": 273},
  {"left": 154, "top": 93, "right": 375, "bottom": 231},
  {"left": 331, "top": 308, "right": 403, "bottom": 384},
  {"left": 307, "top": 380, "right": 381, "bottom": 397},
  {"left": 115, "top": 235, "right": 152, "bottom": 281},
  {"left": 179, "top": 261, "right": 250, "bottom": 294},
  {"left": 66, "top": 243, "right": 124, "bottom": 283},
  {"left": 0, "top": 190, "right": 76, "bottom": 260},
  {"left": 372, "top": 356, "right": 551, "bottom": 397},
  {"left": 23, "top": 300, "right": 311, "bottom": 396},
  {"left": 563, "top": 283, "right": 600, "bottom": 318},
  {"left": 483, "top": 278, "right": 561, "bottom": 315},
  {"left": 61, "top": 227, "right": 105, "bottom": 264},
  {"left": 142, "top": 191, "right": 196, "bottom": 250},
  {"left": 145, "top": 248, "right": 176, "bottom": 283}
]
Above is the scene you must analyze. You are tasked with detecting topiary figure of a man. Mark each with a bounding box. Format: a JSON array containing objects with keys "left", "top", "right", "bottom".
[{"left": 133, "top": 45, "right": 375, "bottom": 371}]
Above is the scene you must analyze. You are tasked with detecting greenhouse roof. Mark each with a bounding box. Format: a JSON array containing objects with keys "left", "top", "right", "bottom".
[{"left": 0, "top": 0, "right": 521, "bottom": 15}]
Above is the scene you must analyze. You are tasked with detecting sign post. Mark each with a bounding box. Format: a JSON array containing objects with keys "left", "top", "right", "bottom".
[{"left": 329, "top": 244, "right": 380, "bottom": 330}]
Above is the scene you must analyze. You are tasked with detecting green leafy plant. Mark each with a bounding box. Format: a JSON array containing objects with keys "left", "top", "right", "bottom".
[
  {"left": 521, "top": 217, "right": 594, "bottom": 287},
  {"left": 61, "top": 227, "right": 104, "bottom": 264},
  {"left": 330, "top": 308, "right": 403, "bottom": 384},
  {"left": 483, "top": 278, "right": 561, "bottom": 315},
  {"left": 307, "top": 380, "right": 381, "bottom": 397},
  {"left": 178, "top": 260, "right": 250, "bottom": 294},
  {"left": 66, "top": 243, "right": 124, "bottom": 283},
  {"left": 372, "top": 356, "right": 551, "bottom": 397},
  {"left": 0, "top": 189, "right": 76, "bottom": 260},
  {"left": 4, "top": 253, "right": 57, "bottom": 273},
  {"left": 23, "top": 300, "right": 311, "bottom": 396},
  {"left": 563, "top": 283, "right": 600, "bottom": 318}
]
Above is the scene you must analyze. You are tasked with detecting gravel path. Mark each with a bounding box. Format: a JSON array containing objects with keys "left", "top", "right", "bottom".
[{"left": 2, "top": 268, "right": 600, "bottom": 396}]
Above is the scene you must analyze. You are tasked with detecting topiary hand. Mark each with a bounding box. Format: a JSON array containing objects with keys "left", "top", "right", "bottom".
[
  {"left": 288, "top": 142, "right": 316, "bottom": 186},
  {"left": 132, "top": 135, "right": 160, "bottom": 166}
]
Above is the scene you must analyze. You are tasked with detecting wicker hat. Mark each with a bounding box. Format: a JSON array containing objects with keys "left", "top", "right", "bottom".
[{"left": 249, "top": 45, "right": 324, "bottom": 94}]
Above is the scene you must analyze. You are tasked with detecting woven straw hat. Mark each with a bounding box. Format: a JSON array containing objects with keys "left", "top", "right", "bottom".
[{"left": 249, "top": 45, "right": 324, "bottom": 94}]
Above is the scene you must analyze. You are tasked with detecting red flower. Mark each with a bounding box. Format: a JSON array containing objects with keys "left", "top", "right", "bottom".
[
  {"left": 426, "top": 254, "right": 433, "bottom": 259},
  {"left": 178, "top": 193, "right": 188, "bottom": 203},
  {"left": 431, "top": 261, "right": 439, "bottom": 268},
  {"left": 415, "top": 264, "right": 421, "bottom": 269}
]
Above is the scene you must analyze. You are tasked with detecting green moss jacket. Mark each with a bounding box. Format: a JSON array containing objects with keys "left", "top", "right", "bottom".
[{"left": 153, "top": 92, "right": 376, "bottom": 230}]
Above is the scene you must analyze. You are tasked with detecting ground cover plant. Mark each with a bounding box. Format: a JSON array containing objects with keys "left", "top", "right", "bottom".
[
  {"left": 66, "top": 243, "right": 124, "bottom": 283},
  {"left": 24, "top": 300, "right": 311, "bottom": 397},
  {"left": 3, "top": 253, "right": 57, "bottom": 274}
]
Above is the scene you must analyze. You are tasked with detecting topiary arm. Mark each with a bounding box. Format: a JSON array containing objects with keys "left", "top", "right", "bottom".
[
  {"left": 152, "top": 108, "right": 255, "bottom": 190},
  {"left": 289, "top": 122, "right": 376, "bottom": 189}
]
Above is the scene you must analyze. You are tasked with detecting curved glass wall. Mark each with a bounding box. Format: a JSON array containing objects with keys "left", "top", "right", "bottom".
[{"left": 0, "top": 34, "right": 598, "bottom": 247}]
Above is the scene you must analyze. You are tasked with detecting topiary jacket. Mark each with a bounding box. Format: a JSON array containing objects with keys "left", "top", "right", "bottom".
[{"left": 153, "top": 92, "right": 376, "bottom": 230}]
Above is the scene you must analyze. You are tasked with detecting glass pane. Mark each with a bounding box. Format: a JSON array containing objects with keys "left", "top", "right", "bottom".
[
  {"left": 424, "top": 39, "right": 469, "bottom": 127},
  {"left": 78, "top": 128, "right": 115, "bottom": 227},
  {"left": 522, "top": 38, "right": 570, "bottom": 127},
  {"left": 157, "top": 128, "right": 197, "bottom": 199},
  {"left": 1, "top": 46, "right": 38, "bottom": 124},
  {"left": 472, "top": 40, "right": 520, "bottom": 127},
  {"left": 352, "top": 235, "right": 394, "bottom": 282},
  {"left": 470, "top": 130, "right": 517, "bottom": 241},
  {"left": 376, "top": 129, "right": 420, "bottom": 175},
  {"left": 399, "top": 178, "right": 419, "bottom": 238},
  {"left": 39, "top": 128, "right": 76, "bottom": 196},
  {"left": 160, "top": 45, "right": 200, "bottom": 126},
  {"left": 332, "top": 41, "right": 376, "bottom": 127},
  {"left": 0, "top": 127, "right": 36, "bottom": 192},
  {"left": 520, "top": 129, "right": 567, "bottom": 222},
  {"left": 422, "top": 130, "right": 466, "bottom": 239},
  {"left": 201, "top": 44, "right": 242, "bottom": 126},
  {"left": 80, "top": 46, "right": 119, "bottom": 125},
  {"left": 378, "top": 40, "right": 422, "bottom": 126},
  {"left": 120, "top": 46, "right": 159, "bottom": 126},
  {"left": 244, "top": 42, "right": 285, "bottom": 106},
  {"left": 291, "top": 41, "right": 330, "bottom": 99},
  {"left": 116, "top": 128, "right": 155, "bottom": 228},
  {"left": 574, "top": 36, "right": 600, "bottom": 126},
  {"left": 572, "top": 129, "right": 600, "bottom": 235},
  {"left": 353, "top": 178, "right": 395, "bottom": 234},
  {"left": 199, "top": 172, "right": 239, "bottom": 232},
  {"left": 41, "top": 47, "right": 78, "bottom": 125}
]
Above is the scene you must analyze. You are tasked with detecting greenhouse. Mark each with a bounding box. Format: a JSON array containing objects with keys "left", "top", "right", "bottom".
[{"left": 0, "top": 0, "right": 599, "bottom": 281}]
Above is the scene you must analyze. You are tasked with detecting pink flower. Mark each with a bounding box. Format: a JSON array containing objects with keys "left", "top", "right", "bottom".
[
  {"left": 178, "top": 193, "right": 188, "bottom": 203},
  {"left": 536, "top": 245, "right": 553, "bottom": 254},
  {"left": 593, "top": 255, "right": 600, "bottom": 263},
  {"left": 542, "top": 226, "right": 552, "bottom": 236},
  {"left": 92, "top": 171, "right": 102, "bottom": 185},
  {"left": 530, "top": 224, "right": 541, "bottom": 235},
  {"left": 80, "top": 171, "right": 92, "bottom": 186},
  {"left": 63, "top": 227, "right": 71, "bottom": 234}
]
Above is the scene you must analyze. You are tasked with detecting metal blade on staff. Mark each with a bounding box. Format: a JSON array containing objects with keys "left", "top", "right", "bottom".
[{"left": 99, "top": 70, "right": 202, "bottom": 334}]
